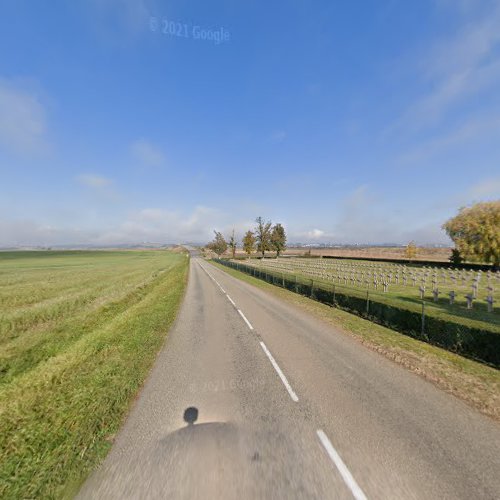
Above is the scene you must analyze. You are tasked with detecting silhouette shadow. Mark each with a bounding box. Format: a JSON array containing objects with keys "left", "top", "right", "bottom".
[{"left": 184, "top": 406, "right": 199, "bottom": 425}]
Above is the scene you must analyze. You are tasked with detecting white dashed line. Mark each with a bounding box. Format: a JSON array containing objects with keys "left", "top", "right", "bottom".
[
  {"left": 226, "top": 295, "right": 236, "bottom": 307},
  {"left": 316, "top": 429, "right": 367, "bottom": 500},
  {"left": 199, "top": 263, "right": 225, "bottom": 292},
  {"left": 259, "top": 341, "right": 298, "bottom": 402},
  {"left": 238, "top": 309, "right": 254, "bottom": 330}
]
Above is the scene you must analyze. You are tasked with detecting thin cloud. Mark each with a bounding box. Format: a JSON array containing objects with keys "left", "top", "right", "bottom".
[
  {"left": 468, "top": 177, "right": 500, "bottom": 198},
  {"left": 0, "top": 77, "right": 49, "bottom": 155},
  {"left": 131, "top": 139, "right": 165, "bottom": 167},
  {"left": 290, "top": 228, "right": 334, "bottom": 242},
  {"left": 76, "top": 174, "right": 113, "bottom": 189},
  {"left": 397, "top": 114, "right": 500, "bottom": 165},
  {"left": 390, "top": 4, "right": 500, "bottom": 133}
]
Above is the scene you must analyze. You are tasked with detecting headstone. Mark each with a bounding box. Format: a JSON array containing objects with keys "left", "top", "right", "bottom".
[
  {"left": 433, "top": 289, "right": 439, "bottom": 302},
  {"left": 486, "top": 295, "right": 494, "bottom": 313},
  {"left": 465, "top": 294, "right": 473, "bottom": 309},
  {"left": 449, "top": 291, "right": 455, "bottom": 305},
  {"left": 419, "top": 286, "right": 425, "bottom": 299}
]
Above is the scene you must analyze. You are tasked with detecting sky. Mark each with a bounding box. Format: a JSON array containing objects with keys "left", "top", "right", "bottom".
[{"left": 1, "top": 0, "right": 499, "bottom": 247}]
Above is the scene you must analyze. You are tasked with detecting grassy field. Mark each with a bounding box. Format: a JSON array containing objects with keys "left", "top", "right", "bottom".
[
  {"left": 232, "top": 258, "right": 499, "bottom": 333},
  {"left": 0, "top": 250, "right": 189, "bottom": 499},
  {"left": 211, "top": 260, "right": 500, "bottom": 422}
]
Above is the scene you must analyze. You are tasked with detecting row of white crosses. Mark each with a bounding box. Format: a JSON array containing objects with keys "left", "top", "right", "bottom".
[{"left": 242, "top": 257, "right": 498, "bottom": 311}]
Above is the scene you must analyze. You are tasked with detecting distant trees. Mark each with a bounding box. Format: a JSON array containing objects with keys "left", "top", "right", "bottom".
[
  {"left": 255, "top": 217, "right": 273, "bottom": 257},
  {"left": 205, "top": 218, "right": 287, "bottom": 260},
  {"left": 271, "top": 223, "right": 286, "bottom": 257},
  {"left": 242, "top": 230, "right": 256, "bottom": 258},
  {"left": 405, "top": 240, "right": 417, "bottom": 261},
  {"left": 207, "top": 231, "right": 227, "bottom": 258},
  {"left": 228, "top": 229, "right": 237, "bottom": 259},
  {"left": 443, "top": 201, "right": 500, "bottom": 267}
]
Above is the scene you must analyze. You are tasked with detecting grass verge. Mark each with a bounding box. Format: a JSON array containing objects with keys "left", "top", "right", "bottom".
[
  {"left": 0, "top": 251, "right": 189, "bottom": 499},
  {"left": 211, "top": 260, "right": 500, "bottom": 422}
]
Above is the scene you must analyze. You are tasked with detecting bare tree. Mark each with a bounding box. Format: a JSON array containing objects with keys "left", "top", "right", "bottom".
[{"left": 228, "top": 229, "right": 237, "bottom": 259}]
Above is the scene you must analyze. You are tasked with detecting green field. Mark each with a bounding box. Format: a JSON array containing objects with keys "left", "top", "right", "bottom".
[
  {"left": 0, "top": 250, "right": 189, "bottom": 499},
  {"left": 233, "top": 257, "right": 499, "bottom": 332}
]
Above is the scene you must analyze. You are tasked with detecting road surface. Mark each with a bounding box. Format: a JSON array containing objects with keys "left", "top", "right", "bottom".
[{"left": 78, "top": 256, "right": 500, "bottom": 499}]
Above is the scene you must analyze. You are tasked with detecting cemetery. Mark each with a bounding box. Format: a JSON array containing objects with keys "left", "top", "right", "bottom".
[{"left": 218, "top": 257, "right": 500, "bottom": 367}]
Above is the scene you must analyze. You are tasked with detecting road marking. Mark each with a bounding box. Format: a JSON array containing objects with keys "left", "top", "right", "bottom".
[
  {"left": 238, "top": 309, "right": 254, "bottom": 330},
  {"left": 259, "top": 341, "right": 299, "bottom": 402},
  {"left": 199, "top": 263, "right": 226, "bottom": 292},
  {"left": 316, "top": 429, "right": 367, "bottom": 500},
  {"left": 226, "top": 294, "right": 236, "bottom": 307}
]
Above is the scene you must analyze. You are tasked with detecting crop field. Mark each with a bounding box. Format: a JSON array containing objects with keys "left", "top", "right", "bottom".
[
  {"left": 0, "top": 250, "right": 189, "bottom": 499},
  {"left": 283, "top": 246, "right": 454, "bottom": 262},
  {"left": 235, "top": 246, "right": 454, "bottom": 262}
]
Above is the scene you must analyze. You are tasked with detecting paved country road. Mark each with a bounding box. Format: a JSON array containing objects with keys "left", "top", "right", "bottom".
[{"left": 78, "top": 256, "right": 500, "bottom": 499}]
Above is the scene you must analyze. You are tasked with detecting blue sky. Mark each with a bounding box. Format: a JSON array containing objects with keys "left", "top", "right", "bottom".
[{"left": 1, "top": 0, "right": 499, "bottom": 246}]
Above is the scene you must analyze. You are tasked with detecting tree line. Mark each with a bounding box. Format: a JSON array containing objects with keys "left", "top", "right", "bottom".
[
  {"left": 205, "top": 201, "right": 499, "bottom": 266},
  {"left": 206, "top": 217, "right": 287, "bottom": 258}
]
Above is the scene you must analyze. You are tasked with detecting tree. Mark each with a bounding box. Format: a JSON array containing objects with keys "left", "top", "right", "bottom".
[
  {"left": 206, "top": 231, "right": 227, "bottom": 258},
  {"left": 405, "top": 240, "right": 417, "bottom": 261},
  {"left": 254, "top": 216, "right": 272, "bottom": 257},
  {"left": 449, "top": 248, "right": 463, "bottom": 265},
  {"left": 228, "top": 229, "right": 237, "bottom": 259},
  {"left": 443, "top": 201, "right": 500, "bottom": 267},
  {"left": 271, "top": 223, "right": 287, "bottom": 257},
  {"left": 242, "top": 230, "right": 256, "bottom": 258}
]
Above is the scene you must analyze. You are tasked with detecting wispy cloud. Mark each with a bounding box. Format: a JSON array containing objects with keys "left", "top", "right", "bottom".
[
  {"left": 397, "top": 114, "right": 500, "bottom": 164},
  {"left": 0, "top": 77, "right": 49, "bottom": 155},
  {"left": 468, "top": 177, "right": 500, "bottom": 198},
  {"left": 392, "top": 3, "right": 500, "bottom": 132},
  {"left": 131, "top": 138, "right": 165, "bottom": 167},
  {"left": 76, "top": 174, "right": 113, "bottom": 189}
]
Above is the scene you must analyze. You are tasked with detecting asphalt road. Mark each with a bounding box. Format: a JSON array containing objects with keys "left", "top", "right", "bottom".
[{"left": 78, "top": 256, "right": 500, "bottom": 499}]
